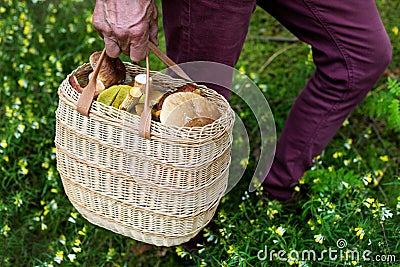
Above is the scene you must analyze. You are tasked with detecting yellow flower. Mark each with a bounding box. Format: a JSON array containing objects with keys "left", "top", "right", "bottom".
[
  {"left": 344, "top": 138, "right": 352, "bottom": 149},
  {"left": 49, "top": 15, "right": 56, "bottom": 23},
  {"left": 363, "top": 198, "right": 375, "bottom": 208},
  {"left": 0, "top": 7, "right": 6, "bottom": 13},
  {"left": 332, "top": 152, "right": 343, "bottom": 159},
  {"left": 275, "top": 226, "right": 286, "bottom": 237},
  {"left": 38, "top": 33, "right": 45, "bottom": 43},
  {"left": 227, "top": 245, "right": 235, "bottom": 255},
  {"left": 19, "top": 12, "right": 26, "bottom": 21},
  {"left": 362, "top": 174, "right": 372, "bottom": 186},
  {"left": 67, "top": 254, "right": 76, "bottom": 262},
  {"left": 18, "top": 79, "right": 28, "bottom": 88},
  {"left": 392, "top": 26, "right": 399, "bottom": 36},
  {"left": 74, "top": 239, "right": 81, "bottom": 246},
  {"left": 59, "top": 235, "right": 66, "bottom": 245},
  {"left": 379, "top": 155, "right": 389, "bottom": 162},
  {"left": 314, "top": 234, "right": 324, "bottom": 244},
  {"left": 78, "top": 230, "right": 86, "bottom": 236},
  {"left": 54, "top": 251, "right": 64, "bottom": 264},
  {"left": 0, "top": 139, "right": 7, "bottom": 148},
  {"left": 86, "top": 24, "right": 93, "bottom": 33},
  {"left": 374, "top": 169, "right": 383, "bottom": 177},
  {"left": 1, "top": 225, "right": 11, "bottom": 237},
  {"left": 72, "top": 247, "right": 82, "bottom": 253},
  {"left": 354, "top": 227, "right": 365, "bottom": 240},
  {"left": 13, "top": 195, "right": 23, "bottom": 207}
]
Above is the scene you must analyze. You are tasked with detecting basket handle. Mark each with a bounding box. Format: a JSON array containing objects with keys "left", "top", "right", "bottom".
[
  {"left": 138, "top": 55, "right": 152, "bottom": 139},
  {"left": 77, "top": 48, "right": 107, "bottom": 116},
  {"left": 148, "top": 41, "right": 191, "bottom": 81},
  {"left": 76, "top": 43, "right": 190, "bottom": 139},
  {"left": 138, "top": 42, "right": 192, "bottom": 139}
]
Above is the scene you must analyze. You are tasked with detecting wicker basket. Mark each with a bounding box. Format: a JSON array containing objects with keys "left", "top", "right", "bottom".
[{"left": 55, "top": 61, "right": 235, "bottom": 246}]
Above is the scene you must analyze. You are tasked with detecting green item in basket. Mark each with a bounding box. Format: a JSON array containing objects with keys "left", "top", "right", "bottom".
[{"left": 97, "top": 85, "right": 131, "bottom": 108}]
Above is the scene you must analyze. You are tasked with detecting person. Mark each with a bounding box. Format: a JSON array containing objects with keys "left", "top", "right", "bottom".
[{"left": 92, "top": 0, "right": 392, "bottom": 201}]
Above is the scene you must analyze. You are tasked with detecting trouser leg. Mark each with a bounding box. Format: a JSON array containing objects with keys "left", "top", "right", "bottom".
[
  {"left": 161, "top": 0, "right": 257, "bottom": 99},
  {"left": 258, "top": 0, "right": 392, "bottom": 200},
  {"left": 161, "top": 0, "right": 392, "bottom": 201}
]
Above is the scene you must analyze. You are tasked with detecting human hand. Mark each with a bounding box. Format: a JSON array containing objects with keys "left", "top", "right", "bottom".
[{"left": 92, "top": 0, "right": 158, "bottom": 62}]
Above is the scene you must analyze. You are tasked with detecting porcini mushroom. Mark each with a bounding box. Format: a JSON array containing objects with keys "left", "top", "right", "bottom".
[
  {"left": 89, "top": 51, "right": 126, "bottom": 89},
  {"left": 159, "top": 92, "right": 220, "bottom": 127},
  {"left": 97, "top": 84, "right": 130, "bottom": 108}
]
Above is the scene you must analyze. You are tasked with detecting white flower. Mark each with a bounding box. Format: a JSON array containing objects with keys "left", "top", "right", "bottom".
[
  {"left": 380, "top": 207, "right": 393, "bottom": 221},
  {"left": 67, "top": 254, "right": 76, "bottom": 262}
]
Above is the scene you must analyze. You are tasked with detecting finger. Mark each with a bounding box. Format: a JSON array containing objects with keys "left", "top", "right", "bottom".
[
  {"left": 149, "top": 0, "right": 159, "bottom": 46},
  {"left": 149, "top": 18, "right": 159, "bottom": 46},
  {"left": 104, "top": 37, "right": 122, "bottom": 58},
  {"left": 149, "top": 27, "right": 158, "bottom": 46},
  {"left": 130, "top": 41, "right": 149, "bottom": 63}
]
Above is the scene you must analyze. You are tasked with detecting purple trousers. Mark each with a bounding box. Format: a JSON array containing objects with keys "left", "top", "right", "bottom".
[{"left": 161, "top": 0, "right": 392, "bottom": 200}]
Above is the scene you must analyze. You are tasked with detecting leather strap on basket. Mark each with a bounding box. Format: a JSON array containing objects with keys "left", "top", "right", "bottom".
[
  {"left": 77, "top": 48, "right": 106, "bottom": 116},
  {"left": 76, "top": 43, "right": 190, "bottom": 138},
  {"left": 138, "top": 42, "right": 192, "bottom": 139},
  {"left": 138, "top": 55, "right": 152, "bottom": 139},
  {"left": 148, "top": 42, "right": 191, "bottom": 81}
]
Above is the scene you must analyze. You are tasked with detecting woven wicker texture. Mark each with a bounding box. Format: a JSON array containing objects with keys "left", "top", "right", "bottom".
[{"left": 55, "top": 62, "right": 235, "bottom": 246}]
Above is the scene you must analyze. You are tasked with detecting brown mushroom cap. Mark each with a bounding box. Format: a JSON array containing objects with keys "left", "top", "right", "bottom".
[
  {"left": 89, "top": 51, "right": 126, "bottom": 88},
  {"left": 160, "top": 92, "right": 220, "bottom": 127}
]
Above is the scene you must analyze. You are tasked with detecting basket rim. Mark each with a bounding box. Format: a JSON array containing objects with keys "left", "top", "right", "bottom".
[{"left": 58, "top": 62, "right": 235, "bottom": 143}]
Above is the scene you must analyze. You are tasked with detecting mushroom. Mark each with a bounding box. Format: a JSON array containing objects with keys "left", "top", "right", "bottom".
[
  {"left": 139, "top": 90, "right": 164, "bottom": 106},
  {"left": 156, "top": 84, "right": 200, "bottom": 112},
  {"left": 69, "top": 74, "right": 83, "bottom": 93},
  {"left": 97, "top": 84, "right": 130, "bottom": 108},
  {"left": 159, "top": 92, "right": 220, "bottom": 127},
  {"left": 89, "top": 51, "right": 126, "bottom": 89},
  {"left": 119, "top": 86, "right": 142, "bottom": 112}
]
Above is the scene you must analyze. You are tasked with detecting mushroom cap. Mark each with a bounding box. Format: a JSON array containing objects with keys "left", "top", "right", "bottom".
[
  {"left": 160, "top": 92, "right": 220, "bottom": 127},
  {"left": 139, "top": 90, "right": 164, "bottom": 106},
  {"left": 89, "top": 51, "right": 126, "bottom": 88}
]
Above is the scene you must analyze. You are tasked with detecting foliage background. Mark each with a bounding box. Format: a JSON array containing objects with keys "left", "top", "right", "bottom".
[{"left": 0, "top": 0, "right": 399, "bottom": 266}]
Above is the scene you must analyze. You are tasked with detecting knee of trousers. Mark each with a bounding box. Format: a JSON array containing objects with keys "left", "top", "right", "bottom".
[{"left": 353, "top": 37, "right": 392, "bottom": 94}]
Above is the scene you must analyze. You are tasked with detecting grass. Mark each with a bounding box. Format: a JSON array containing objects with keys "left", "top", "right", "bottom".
[{"left": 0, "top": 0, "right": 399, "bottom": 266}]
